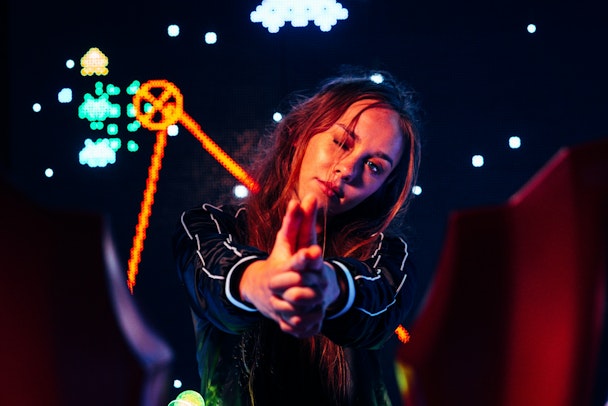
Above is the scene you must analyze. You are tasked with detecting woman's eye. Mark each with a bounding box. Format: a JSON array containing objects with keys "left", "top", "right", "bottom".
[
  {"left": 366, "top": 160, "right": 383, "bottom": 174},
  {"left": 333, "top": 138, "right": 349, "bottom": 150}
]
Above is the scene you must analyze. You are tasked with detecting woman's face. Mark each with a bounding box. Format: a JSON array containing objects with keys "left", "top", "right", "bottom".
[{"left": 296, "top": 99, "right": 404, "bottom": 218}]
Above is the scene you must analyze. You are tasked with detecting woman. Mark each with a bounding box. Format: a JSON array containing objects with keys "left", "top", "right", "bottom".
[{"left": 173, "top": 70, "right": 421, "bottom": 405}]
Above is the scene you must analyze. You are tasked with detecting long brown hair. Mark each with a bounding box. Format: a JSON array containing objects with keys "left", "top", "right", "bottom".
[{"left": 242, "top": 70, "right": 421, "bottom": 404}]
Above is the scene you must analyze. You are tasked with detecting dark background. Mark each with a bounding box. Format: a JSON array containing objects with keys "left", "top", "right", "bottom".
[{"left": 5, "top": 0, "right": 608, "bottom": 399}]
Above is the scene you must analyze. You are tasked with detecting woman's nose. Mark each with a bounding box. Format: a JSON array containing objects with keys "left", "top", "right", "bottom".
[{"left": 334, "top": 156, "right": 360, "bottom": 182}]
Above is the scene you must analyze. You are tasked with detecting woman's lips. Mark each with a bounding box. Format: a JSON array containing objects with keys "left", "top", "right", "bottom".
[{"left": 318, "top": 180, "right": 343, "bottom": 199}]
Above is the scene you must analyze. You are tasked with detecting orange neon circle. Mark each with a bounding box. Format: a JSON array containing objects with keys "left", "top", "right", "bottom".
[{"left": 133, "top": 79, "right": 184, "bottom": 131}]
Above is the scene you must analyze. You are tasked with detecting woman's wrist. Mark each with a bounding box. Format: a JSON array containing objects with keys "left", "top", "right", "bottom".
[
  {"left": 324, "top": 260, "right": 356, "bottom": 320},
  {"left": 238, "top": 260, "right": 264, "bottom": 306},
  {"left": 324, "top": 261, "right": 346, "bottom": 317},
  {"left": 226, "top": 256, "right": 265, "bottom": 312}
]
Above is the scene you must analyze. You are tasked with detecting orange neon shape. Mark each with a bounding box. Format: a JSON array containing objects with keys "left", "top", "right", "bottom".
[
  {"left": 127, "top": 129, "right": 167, "bottom": 292},
  {"left": 80, "top": 47, "right": 109, "bottom": 76},
  {"left": 395, "top": 324, "right": 411, "bottom": 344},
  {"left": 127, "top": 79, "right": 259, "bottom": 292}
]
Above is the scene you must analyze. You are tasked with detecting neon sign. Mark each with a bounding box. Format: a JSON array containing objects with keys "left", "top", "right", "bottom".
[
  {"left": 250, "top": 0, "right": 348, "bottom": 33},
  {"left": 126, "top": 79, "right": 259, "bottom": 292}
]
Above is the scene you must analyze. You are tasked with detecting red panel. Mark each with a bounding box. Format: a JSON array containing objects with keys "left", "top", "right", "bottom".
[
  {"left": 0, "top": 180, "right": 145, "bottom": 405},
  {"left": 399, "top": 138, "right": 608, "bottom": 406}
]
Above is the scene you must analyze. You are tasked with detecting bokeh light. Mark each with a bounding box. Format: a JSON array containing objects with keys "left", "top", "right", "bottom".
[
  {"left": 233, "top": 184, "right": 249, "bottom": 199},
  {"left": 472, "top": 154, "right": 485, "bottom": 167},
  {"left": 168, "top": 24, "right": 180, "bottom": 37},
  {"left": 204, "top": 32, "right": 217, "bottom": 44},
  {"left": 509, "top": 136, "right": 522, "bottom": 149}
]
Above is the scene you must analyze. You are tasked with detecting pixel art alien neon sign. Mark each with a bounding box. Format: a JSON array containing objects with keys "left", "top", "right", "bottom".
[{"left": 250, "top": 0, "right": 348, "bottom": 33}]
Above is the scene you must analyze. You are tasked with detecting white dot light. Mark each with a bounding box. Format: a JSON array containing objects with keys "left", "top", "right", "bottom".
[
  {"left": 33, "top": 103, "right": 42, "bottom": 112},
  {"left": 273, "top": 112, "right": 283, "bottom": 122},
  {"left": 58, "top": 88, "right": 72, "bottom": 103},
  {"left": 173, "top": 379, "right": 182, "bottom": 389},
  {"left": 412, "top": 185, "right": 422, "bottom": 195},
  {"left": 168, "top": 124, "right": 179, "bottom": 136},
  {"left": 66, "top": 59, "right": 75, "bottom": 69},
  {"left": 527, "top": 24, "right": 536, "bottom": 33},
  {"left": 509, "top": 136, "right": 521, "bottom": 149},
  {"left": 233, "top": 184, "right": 249, "bottom": 199},
  {"left": 472, "top": 155, "right": 484, "bottom": 167},
  {"left": 370, "top": 73, "right": 384, "bottom": 84},
  {"left": 45, "top": 168, "right": 54, "bottom": 178},
  {"left": 168, "top": 24, "right": 180, "bottom": 37},
  {"left": 205, "top": 32, "right": 217, "bottom": 44}
]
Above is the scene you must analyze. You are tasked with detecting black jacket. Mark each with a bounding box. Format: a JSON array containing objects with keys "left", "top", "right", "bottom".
[{"left": 173, "top": 203, "right": 417, "bottom": 405}]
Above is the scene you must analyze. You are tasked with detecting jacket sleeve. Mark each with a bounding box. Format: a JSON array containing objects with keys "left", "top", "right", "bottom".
[
  {"left": 173, "top": 204, "right": 267, "bottom": 334},
  {"left": 321, "top": 233, "right": 418, "bottom": 349}
]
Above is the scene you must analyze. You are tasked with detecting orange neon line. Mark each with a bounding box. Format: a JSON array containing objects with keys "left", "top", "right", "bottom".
[
  {"left": 127, "top": 128, "right": 168, "bottom": 293},
  {"left": 179, "top": 112, "right": 260, "bottom": 193},
  {"left": 127, "top": 80, "right": 259, "bottom": 293}
]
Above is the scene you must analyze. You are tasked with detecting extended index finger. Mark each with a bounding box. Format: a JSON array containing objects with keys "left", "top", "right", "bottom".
[
  {"left": 274, "top": 199, "right": 304, "bottom": 255},
  {"left": 297, "top": 195, "right": 318, "bottom": 249}
]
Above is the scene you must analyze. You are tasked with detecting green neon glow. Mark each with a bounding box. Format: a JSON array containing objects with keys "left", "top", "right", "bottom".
[
  {"left": 78, "top": 93, "right": 121, "bottom": 123},
  {"left": 126, "top": 80, "right": 141, "bottom": 95},
  {"left": 94, "top": 81, "right": 104, "bottom": 96},
  {"left": 108, "top": 138, "right": 121, "bottom": 151},
  {"left": 106, "top": 83, "right": 120, "bottom": 96},
  {"left": 174, "top": 390, "right": 205, "bottom": 406},
  {"left": 79, "top": 138, "right": 117, "bottom": 167},
  {"left": 127, "top": 103, "right": 136, "bottom": 118},
  {"left": 90, "top": 121, "right": 104, "bottom": 130},
  {"left": 77, "top": 79, "right": 142, "bottom": 167},
  {"left": 127, "top": 121, "right": 141, "bottom": 132},
  {"left": 127, "top": 140, "right": 139, "bottom": 152},
  {"left": 107, "top": 123, "right": 118, "bottom": 135}
]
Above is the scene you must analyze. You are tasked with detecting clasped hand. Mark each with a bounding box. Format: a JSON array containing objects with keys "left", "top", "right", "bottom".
[{"left": 239, "top": 195, "right": 340, "bottom": 338}]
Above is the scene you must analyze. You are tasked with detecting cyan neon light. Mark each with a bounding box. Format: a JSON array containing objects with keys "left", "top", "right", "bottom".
[
  {"left": 78, "top": 93, "right": 121, "bottom": 124},
  {"left": 79, "top": 138, "right": 121, "bottom": 167},
  {"left": 58, "top": 88, "right": 72, "bottom": 103}
]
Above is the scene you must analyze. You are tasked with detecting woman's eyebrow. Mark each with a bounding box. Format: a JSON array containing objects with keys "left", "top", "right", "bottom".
[
  {"left": 336, "top": 123, "right": 356, "bottom": 138},
  {"left": 335, "top": 124, "right": 395, "bottom": 167}
]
